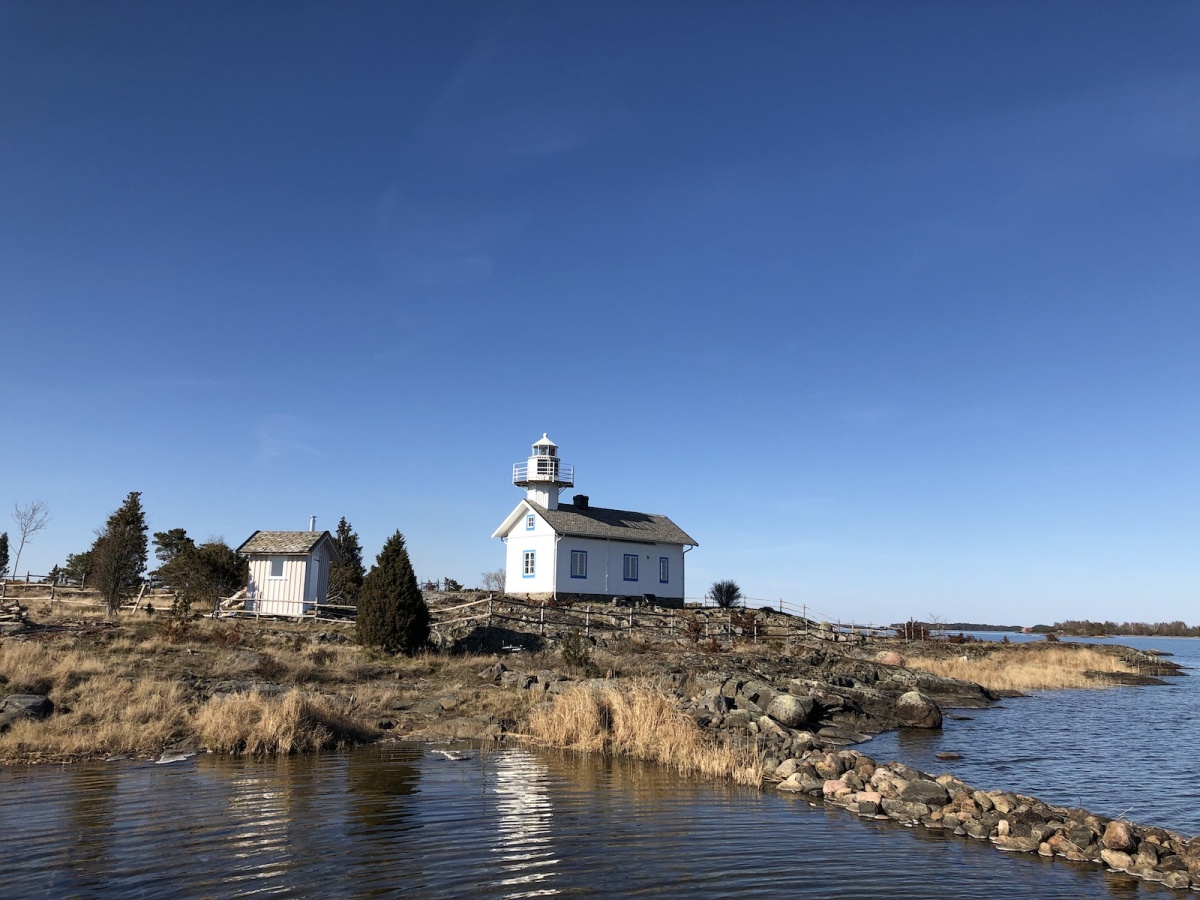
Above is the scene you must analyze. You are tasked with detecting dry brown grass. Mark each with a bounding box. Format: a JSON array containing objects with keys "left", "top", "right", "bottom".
[
  {"left": 0, "top": 640, "right": 193, "bottom": 761},
  {"left": 0, "top": 641, "right": 108, "bottom": 694},
  {"left": 192, "top": 689, "right": 377, "bottom": 755},
  {"left": 523, "top": 682, "right": 762, "bottom": 787},
  {"left": 905, "top": 646, "right": 1137, "bottom": 691},
  {"left": 0, "top": 620, "right": 383, "bottom": 762}
]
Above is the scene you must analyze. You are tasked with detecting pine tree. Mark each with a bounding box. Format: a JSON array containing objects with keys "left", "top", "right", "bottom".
[
  {"left": 356, "top": 531, "right": 429, "bottom": 654},
  {"left": 152, "top": 527, "right": 194, "bottom": 565},
  {"left": 328, "top": 517, "right": 365, "bottom": 605},
  {"left": 157, "top": 536, "right": 248, "bottom": 618},
  {"left": 90, "top": 491, "right": 149, "bottom": 614},
  {"left": 0, "top": 532, "right": 8, "bottom": 579},
  {"left": 63, "top": 550, "right": 94, "bottom": 585}
]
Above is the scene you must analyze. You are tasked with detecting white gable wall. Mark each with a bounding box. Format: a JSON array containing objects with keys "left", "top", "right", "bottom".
[
  {"left": 503, "top": 510, "right": 558, "bottom": 594},
  {"left": 245, "top": 544, "right": 335, "bottom": 616},
  {"left": 247, "top": 555, "right": 311, "bottom": 615}
]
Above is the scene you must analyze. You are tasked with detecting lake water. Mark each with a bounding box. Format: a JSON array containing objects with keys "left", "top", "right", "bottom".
[
  {"left": 0, "top": 741, "right": 1185, "bottom": 897},
  {"left": 868, "top": 634, "right": 1200, "bottom": 836},
  {"left": 2, "top": 634, "right": 1195, "bottom": 897}
]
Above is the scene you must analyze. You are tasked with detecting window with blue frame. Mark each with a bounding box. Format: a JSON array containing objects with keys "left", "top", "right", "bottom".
[
  {"left": 623, "top": 553, "right": 638, "bottom": 581},
  {"left": 659, "top": 557, "right": 669, "bottom": 583},
  {"left": 523, "top": 550, "right": 535, "bottom": 577},
  {"left": 570, "top": 550, "right": 587, "bottom": 579},
  {"left": 525, "top": 514, "right": 536, "bottom": 531}
]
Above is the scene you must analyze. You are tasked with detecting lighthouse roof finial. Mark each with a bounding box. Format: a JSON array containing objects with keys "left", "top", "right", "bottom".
[{"left": 532, "top": 433, "right": 557, "bottom": 448}]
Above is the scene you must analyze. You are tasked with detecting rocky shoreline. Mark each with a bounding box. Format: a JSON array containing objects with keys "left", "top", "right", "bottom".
[
  {"left": 2, "top": 602, "right": 1193, "bottom": 889},
  {"left": 469, "top": 640, "right": 1194, "bottom": 890},
  {"left": 776, "top": 747, "right": 1199, "bottom": 890}
]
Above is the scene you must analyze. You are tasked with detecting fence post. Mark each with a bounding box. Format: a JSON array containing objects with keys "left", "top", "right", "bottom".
[
  {"left": 754, "top": 619, "right": 758, "bottom": 644},
  {"left": 49, "top": 581, "right": 56, "bottom": 604},
  {"left": 628, "top": 608, "right": 633, "bottom": 631},
  {"left": 488, "top": 595, "right": 493, "bottom": 628},
  {"left": 540, "top": 601, "right": 545, "bottom": 636},
  {"left": 586, "top": 605, "right": 590, "bottom": 638}
]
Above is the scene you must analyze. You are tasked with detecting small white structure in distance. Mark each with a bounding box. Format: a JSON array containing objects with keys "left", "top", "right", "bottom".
[
  {"left": 236, "top": 527, "right": 339, "bottom": 617},
  {"left": 491, "top": 434, "right": 697, "bottom": 608}
]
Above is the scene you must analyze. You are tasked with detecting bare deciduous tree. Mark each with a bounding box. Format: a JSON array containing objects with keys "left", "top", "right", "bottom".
[
  {"left": 11, "top": 500, "right": 50, "bottom": 578},
  {"left": 928, "top": 612, "right": 946, "bottom": 639},
  {"left": 481, "top": 569, "right": 506, "bottom": 593}
]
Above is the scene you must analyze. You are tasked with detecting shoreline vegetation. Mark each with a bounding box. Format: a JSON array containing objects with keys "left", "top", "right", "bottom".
[
  {"left": 904, "top": 645, "right": 1143, "bottom": 692},
  {"left": 1, "top": 594, "right": 1193, "bottom": 887},
  {"left": 0, "top": 596, "right": 1182, "bottom": 765}
]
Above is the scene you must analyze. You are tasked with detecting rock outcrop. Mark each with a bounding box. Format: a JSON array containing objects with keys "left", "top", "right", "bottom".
[
  {"left": 0, "top": 694, "right": 54, "bottom": 732},
  {"left": 0, "top": 600, "right": 32, "bottom": 636}
]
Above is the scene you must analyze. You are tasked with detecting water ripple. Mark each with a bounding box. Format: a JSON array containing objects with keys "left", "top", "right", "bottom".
[
  {"left": 870, "top": 634, "right": 1200, "bottom": 836},
  {"left": 0, "top": 721, "right": 1182, "bottom": 896}
]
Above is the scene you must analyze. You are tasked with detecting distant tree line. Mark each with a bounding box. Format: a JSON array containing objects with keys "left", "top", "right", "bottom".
[
  {"left": 891, "top": 619, "right": 1198, "bottom": 638},
  {"left": 1034, "top": 620, "right": 1200, "bottom": 638}
]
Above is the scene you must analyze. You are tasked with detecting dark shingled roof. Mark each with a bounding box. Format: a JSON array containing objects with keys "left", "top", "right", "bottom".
[
  {"left": 530, "top": 503, "right": 697, "bottom": 546},
  {"left": 236, "top": 531, "right": 337, "bottom": 557}
]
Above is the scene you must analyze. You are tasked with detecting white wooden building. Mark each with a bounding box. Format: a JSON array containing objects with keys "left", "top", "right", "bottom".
[
  {"left": 491, "top": 435, "right": 697, "bottom": 607},
  {"left": 236, "top": 530, "right": 339, "bottom": 617}
]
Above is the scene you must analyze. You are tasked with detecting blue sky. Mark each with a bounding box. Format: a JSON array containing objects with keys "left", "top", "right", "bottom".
[{"left": 2, "top": 2, "right": 1196, "bottom": 626}]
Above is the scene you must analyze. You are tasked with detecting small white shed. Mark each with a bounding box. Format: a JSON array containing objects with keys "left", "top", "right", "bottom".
[{"left": 236, "top": 530, "right": 340, "bottom": 617}]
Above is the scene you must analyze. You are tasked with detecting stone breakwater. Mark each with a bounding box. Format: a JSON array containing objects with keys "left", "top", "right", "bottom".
[{"left": 773, "top": 746, "right": 1199, "bottom": 891}]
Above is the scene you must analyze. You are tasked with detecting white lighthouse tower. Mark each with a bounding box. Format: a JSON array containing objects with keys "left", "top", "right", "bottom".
[{"left": 512, "top": 433, "right": 574, "bottom": 510}]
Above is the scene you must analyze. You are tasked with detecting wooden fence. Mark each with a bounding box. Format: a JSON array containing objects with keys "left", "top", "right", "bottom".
[
  {"left": 428, "top": 595, "right": 880, "bottom": 649},
  {"left": 1, "top": 576, "right": 899, "bottom": 641}
]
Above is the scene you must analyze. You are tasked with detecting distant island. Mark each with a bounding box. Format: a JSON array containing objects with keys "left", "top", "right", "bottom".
[{"left": 899, "top": 620, "right": 1200, "bottom": 638}]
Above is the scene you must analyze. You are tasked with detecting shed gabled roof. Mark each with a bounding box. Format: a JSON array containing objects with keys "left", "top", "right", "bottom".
[
  {"left": 493, "top": 501, "right": 697, "bottom": 546},
  {"left": 236, "top": 531, "right": 340, "bottom": 559}
]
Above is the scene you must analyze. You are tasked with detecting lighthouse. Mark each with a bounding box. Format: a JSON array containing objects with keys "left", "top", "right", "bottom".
[
  {"left": 511, "top": 433, "right": 574, "bottom": 510},
  {"left": 493, "top": 434, "right": 697, "bottom": 606}
]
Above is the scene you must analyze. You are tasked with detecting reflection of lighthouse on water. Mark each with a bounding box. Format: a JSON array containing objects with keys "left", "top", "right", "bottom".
[{"left": 488, "top": 750, "right": 560, "bottom": 896}]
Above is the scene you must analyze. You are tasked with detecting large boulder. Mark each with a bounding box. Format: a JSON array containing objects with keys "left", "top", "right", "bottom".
[
  {"left": 1102, "top": 820, "right": 1136, "bottom": 852},
  {"left": 737, "top": 680, "right": 780, "bottom": 715},
  {"left": 901, "top": 779, "right": 950, "bottom": 807},
  {"left": 895, "top": 690, "right": 942, "bottom": 728},
  {"left": 876, "top": 651, "right": 905, "bottom": 667},
  {"left": 478, "top": 662, "right": 508, "bottom": 683},
  {"left": 0, "top": 694, "right": 54, "bottom": 732},
  {"left": 767, "top": 693, "right": 814, "bottom": 728},
  {"left": 1100, "top": 849, "right": 1134, "bottom": 872}
]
